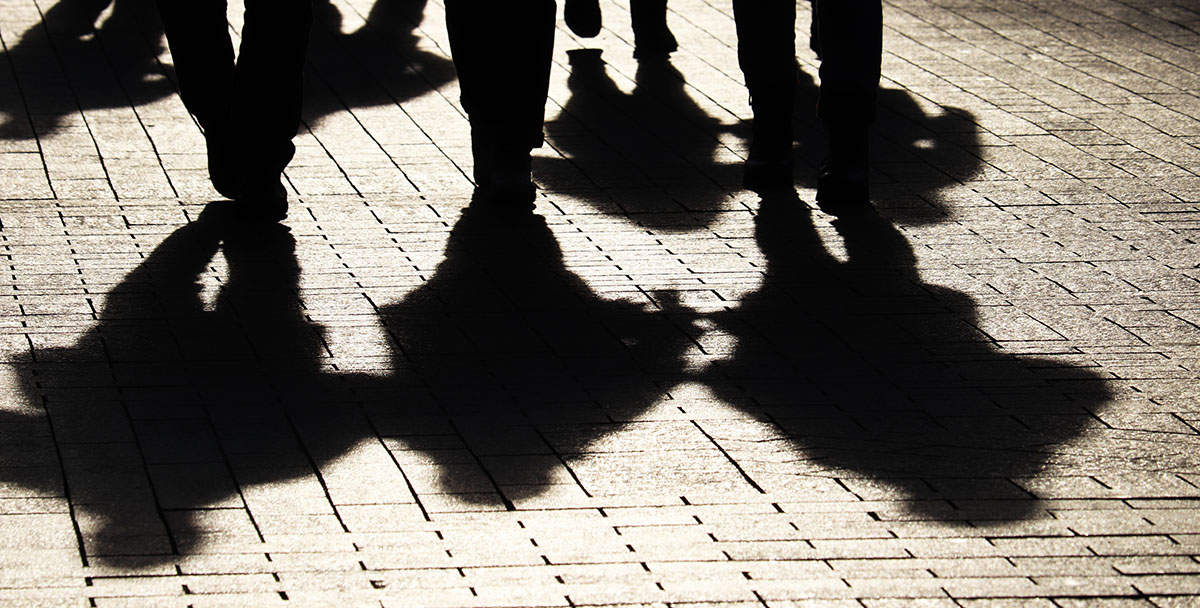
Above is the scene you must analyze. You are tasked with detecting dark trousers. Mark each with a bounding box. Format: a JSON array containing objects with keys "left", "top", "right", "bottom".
[
  {"left": 156, "top": 0, "right": 312, "bottom": 180},
  {"left": 733, "top": 0, "right": 881, "bottom": 125},
  {"left": 443, "top": 1, "right": 556, "bottom": 157}
]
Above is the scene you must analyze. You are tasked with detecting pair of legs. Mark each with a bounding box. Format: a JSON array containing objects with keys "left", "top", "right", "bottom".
[
  {"left": 443, "top": 0, "right": 881, "bottom": 209},
  {"left": 156, "top": 0, "right": 312, "bottom": 221},
  {"left": 444, "top": 1, "right": 556, "bottom": 208},
  {"left": 564, "top": 0, "right": 677, "bottom": 57},
  {"left": 735, "top": 0, "right": 882, "bottom": 209}
]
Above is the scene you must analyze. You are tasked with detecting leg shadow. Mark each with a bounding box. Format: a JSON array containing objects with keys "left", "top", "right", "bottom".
[{"left": 2, "top": 204, "right": 368, "bottom": 564}]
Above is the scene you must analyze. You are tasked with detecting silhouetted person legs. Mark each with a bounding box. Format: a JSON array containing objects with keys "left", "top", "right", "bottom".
[
  {"left": 813, "top": 0, "right": 881, "bottom": 211},
  {"left": 157, "top": 0, "right": 312, "bottom": 221},
  {"left": 734, "top": 0, "right": 881, "bottom": 211},
  {"left": 445, "top": 0, "right": 555, "bottom": 208},
  {"left": 564, "top": 0, "right": 677, "bottom": 57}
]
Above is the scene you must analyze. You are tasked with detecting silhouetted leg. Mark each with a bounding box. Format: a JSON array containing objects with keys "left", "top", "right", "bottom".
[
  {"left": 445, "top": 0, "right": 555, "bottom": 207},
  {"left": 231, "top": 0, "right": 313, "bottom": 220},
  {"left": 732, "top": 0, "right": 796, "bottom": 192},
  {"left": 630, "top": 0, "right": 676, "bottom": 58},
  {"left": 813, "top": 0, "right": 881, "bottom": 212},
  {"left": 155, "top": 0, "right": 237, "bottom": 197}
]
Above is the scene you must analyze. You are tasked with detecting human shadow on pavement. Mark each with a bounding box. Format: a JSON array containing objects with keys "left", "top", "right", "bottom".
[
  {"left": 537, "top": 49, "right": 743, "bottom": 221},
  {"left": 0, "top": 0, "right": 170, "bottom": 138},
  {"left": 366, "top": 201, "right": 698, "bottom": 506},
  {"left": 303, "top": 0, "right": 456, "bottom": 128},
  {"left": 2, "top": 203, "right": 363, "bottom": 563},
  {"left": 702, "top": 194, "right": 1113, "bottom": 519},
  {"left": 540, "top": 52, "right": 983, "bottom": 227}
]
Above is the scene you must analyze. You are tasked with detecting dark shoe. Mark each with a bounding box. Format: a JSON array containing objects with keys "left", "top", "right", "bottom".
[
  {"left": 205, "top": 129, "right": 238, "bottom": 199},
  {"left": 815, "top": 168, "right": 871, "bottom": 216},
  {"left": 471, "top": 125, "right": 536, "bottom": 211},
  {"left": 236, "top": 176, "right": 288, "bottom": 222},
  {"left": 474, "top": 181, "right": 536, "bottom": 211},
  {"left": 631, "top": 0, "right": 677, "bottom": 58},
  {"left": 742, "top": 101, "right": 794, "bottom": 193},
  {"left": 565, "top": 0, "right": 602, "bottom": 38},
  {"left": 815, "top": 123, "right": 871, "bottom": 216},
  {"left": 743, "top": 155, "right": 793, "bottom": 193}
]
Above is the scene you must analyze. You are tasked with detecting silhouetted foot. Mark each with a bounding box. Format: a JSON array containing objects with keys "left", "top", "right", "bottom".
[
  {"left": 743, "top": 154, "right": 793, "bottom": 193},
  {"left": 815, "top": 168, "right": 872, "bottom": 216},
  {"left": 474, "top": 181, "right": 536, "bottom": 212},
  {"left": 236, "top": 176, "right": 288, "bottom": 222},
  {"left": 631, "top": 0, "right": 676, "bottom": 58},
  {"left": 816, "top": 124, "right": 871, "bottom": 216},
  {"left": 565, "top": 0, "right": 602, "bottom": 38},
  {"left": 205, "top": 129, "right": 238, "bottom": 199}
]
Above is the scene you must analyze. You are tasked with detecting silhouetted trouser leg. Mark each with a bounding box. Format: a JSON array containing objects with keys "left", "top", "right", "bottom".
[
  {"left": 811, "top": 0, "right": 882, "bottom": 126},
  {"left": 444, "top": 0, "right": 555, "bottom": 206},
  {"left": 233, "top": 0, "right": 312, "bottom": 190},
  {"left": 812, "top": 0, "right": 880, "bottom": 208},
  {"left": 732, "top": 0, "right": 881, "bottom": 201},
  {"left": 156, "top": 0, "right": 311, "bottom": 211},
  {"left": 733, "top": 0, "right": 796, "bottom": 184}
]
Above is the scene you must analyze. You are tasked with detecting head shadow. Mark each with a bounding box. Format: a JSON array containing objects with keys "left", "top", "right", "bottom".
[
  {"left": 702, "top": 193, "right": 1113, "bottom": 520},
  {"left": 536, "top": 49, "right": 745, "bottom": 227},
  {"left": 0, "top": 0, "right": 171, "bottom": 139},
  {"left": 302, "top": 0, "right": 456, "bottom": 129},
  {"left": 366, "top": 200, "right": 699, "bottom": 507},
  {"left": 1, "top": 203, "right": 373, "bottom": 565}
]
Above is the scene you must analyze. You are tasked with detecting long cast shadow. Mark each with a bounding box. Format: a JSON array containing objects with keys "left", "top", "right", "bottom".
[
  {"left": 2, "top": 204, "right": 369, "bottom": 563},
  {"left": 0, "top": 0, "right": 170, "bottom": 139},
  {"left": 365, "top": 201, "right": 698, "bottom": 506},
  {"left": 302, "top": 0, "right": 456, "bottom": 128},
  {"left": 703, "top": 194, "right": 1113, "bottom": 519},
  {"left": 538, "top": 49, "right": 744, "bottom": 221},
  {"left": 541, "top": 51, "right": 984, "bottom": 227}
]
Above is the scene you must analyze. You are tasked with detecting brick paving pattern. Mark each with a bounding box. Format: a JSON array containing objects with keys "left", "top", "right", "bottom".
[{"left": 2, "top": 0, "right": 1200, "bottom": 605}]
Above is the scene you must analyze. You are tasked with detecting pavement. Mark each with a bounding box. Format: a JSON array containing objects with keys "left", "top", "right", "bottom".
[{"left": 1, "top": 0, "right": 1200, "bottom": 605}]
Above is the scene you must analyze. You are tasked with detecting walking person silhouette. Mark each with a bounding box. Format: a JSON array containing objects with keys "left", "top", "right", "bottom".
[
  {"left": 736, "top": 0, "right": 882, "bottom": 214},
  {"left": 443, "top": 1, "right": 556, "bottom": 209},
  {"left": 563, "top": 0, "right": 678, "bottom": 58},
  {"left": 156, "top": 0, "right": 313, "bottom": 222}
]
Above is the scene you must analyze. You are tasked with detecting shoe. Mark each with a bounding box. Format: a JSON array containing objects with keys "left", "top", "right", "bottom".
[
  {"left": 236, "top": 176, "right": 288, "bottom": 222},
  {"left": 743, "top": 155, "right": 793, "bottom": 193},
  {"left": 565, "top": 0, "right": 602, "bottom": 38},
  {"left": 631, "top": 0, "right": 677, "bottom": 58},
  {"left": 470, "top": 124, "right": 536, "bottom": 211},
  {"left": 815, "top": 124, "right": 871, "bottom": 216},
  {"left": 205, "top": 129, "right": 238, "bottom": 199},
  {"left": 742, "top": 96, "right": 794, "bottom": 193},
  {"left": 475, "top": 181, "right": 536, "bottom": 211}
]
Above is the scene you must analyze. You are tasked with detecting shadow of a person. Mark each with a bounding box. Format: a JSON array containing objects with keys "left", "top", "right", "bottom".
[
  {"left": 2, "top": 204, "right": 363, "bottom": 564},
  {"left": 788, "top": 68, "right": 986, "bottom": 225},
  {"left": 0, "top": 0, "right": 170, "bottom": 139},
  {"left": 369, "top": 200, "right": 698, "bottom": 507},
  {"left": 303, "top": 0, "right": 456, "bottom": 128},
  {"left": 702, "top": 194, "right": 1113, "bottom": 520},
  {"left": 538, "top": 49, "right": 744, "bottom": 220}
]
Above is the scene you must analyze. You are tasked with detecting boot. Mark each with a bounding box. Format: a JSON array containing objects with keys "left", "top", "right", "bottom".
[
  {"left": 631, "top": 0, "right": 676, "bottom": 58},
  {"left": 816, "top": 121, "right": 871, "bottom": 215}
]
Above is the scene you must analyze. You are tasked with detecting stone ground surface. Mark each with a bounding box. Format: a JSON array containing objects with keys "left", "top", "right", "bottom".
[{"left": 2, "top": 0, "right": 1200, "bottom": 605}]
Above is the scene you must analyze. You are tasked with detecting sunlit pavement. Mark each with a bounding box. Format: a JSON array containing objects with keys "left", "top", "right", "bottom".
[{"left": 1, "top": 0, "right": 1199, "bottom": 605}]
